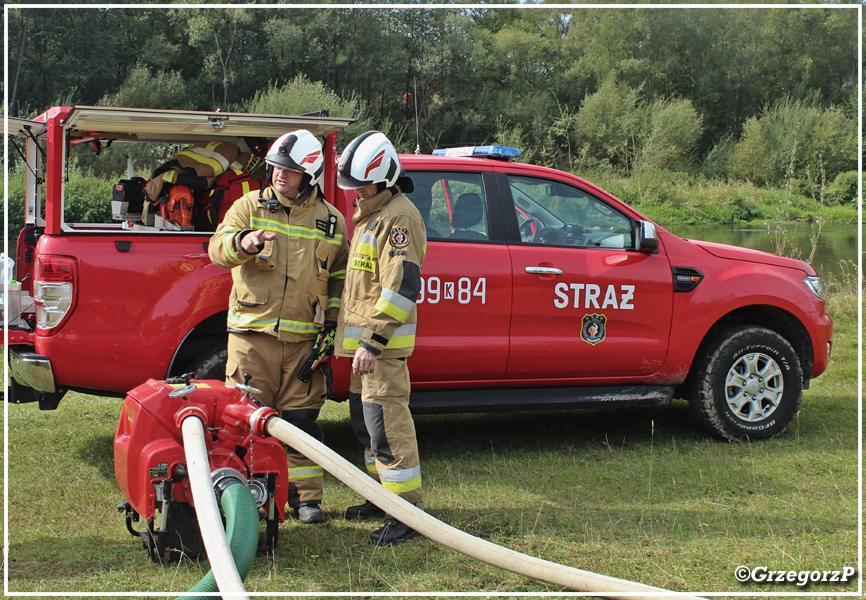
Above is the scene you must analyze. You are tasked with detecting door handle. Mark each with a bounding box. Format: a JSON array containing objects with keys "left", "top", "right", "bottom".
[{"left": 525, "top": 266, "right": 562, "bottom": 275}]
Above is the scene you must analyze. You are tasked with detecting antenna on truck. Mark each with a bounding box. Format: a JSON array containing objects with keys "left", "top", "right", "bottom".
[{"left": 413, "top": 77, "right": 420, "bottom": 155}]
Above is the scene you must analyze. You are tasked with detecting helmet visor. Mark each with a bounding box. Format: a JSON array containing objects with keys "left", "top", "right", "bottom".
[{"left": 337, "top": 172, "right": 367, "bottom": 190}]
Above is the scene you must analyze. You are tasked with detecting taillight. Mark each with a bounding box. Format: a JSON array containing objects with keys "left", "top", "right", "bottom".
[{"left": 34, "top": 255, "right": 77, "bottom": 332}]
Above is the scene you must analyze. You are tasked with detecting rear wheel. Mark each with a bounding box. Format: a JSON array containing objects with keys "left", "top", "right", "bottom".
[
  {"left": 689, "top": 326, "right": 803, "bottom": 442},
  {"left": 188, "top": 347, "right": 228, "bottom": 381}
]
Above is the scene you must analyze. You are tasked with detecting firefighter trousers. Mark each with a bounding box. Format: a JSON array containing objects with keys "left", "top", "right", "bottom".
[
  {"left": 349, "top": 358, "right": 422, "bottom": 506},
  {"left": 226, "top": 331, "right": 326, "bottom": 507}
]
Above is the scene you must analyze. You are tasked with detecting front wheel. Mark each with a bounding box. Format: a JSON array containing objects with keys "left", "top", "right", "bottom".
[{"left": 689, "top": 326, "right": 803, "bottom": 442}]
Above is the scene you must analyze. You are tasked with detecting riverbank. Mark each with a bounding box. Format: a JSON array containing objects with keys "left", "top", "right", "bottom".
[{"left": 578, "top": 168, "right": 859, "bottom": 226}]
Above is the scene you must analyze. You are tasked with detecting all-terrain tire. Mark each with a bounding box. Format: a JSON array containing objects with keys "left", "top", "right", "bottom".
[
  {"left": 689, "top": 326, "right": 803, "bottom": 442},
  {"left": 188, "top": 346, "right": 228, "bottom": 381}
]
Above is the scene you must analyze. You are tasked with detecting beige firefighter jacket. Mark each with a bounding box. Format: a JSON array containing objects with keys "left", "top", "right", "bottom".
[
  {"left": 209, "top": 185, "right": 349, "bottom": 342},
  {"left": 335, "top": 188, "right": 427, "bottom": 359},
  {"left": 145, "top": 141, "right": 242, "bottom": 202}
]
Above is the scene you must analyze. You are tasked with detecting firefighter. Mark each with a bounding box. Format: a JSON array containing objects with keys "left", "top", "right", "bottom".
[
  {"left": 209, "top": 130, "right": 349, "bottom": 524},
  {"left": 334, "top": 131, "right": 427, "bottom": 546}
]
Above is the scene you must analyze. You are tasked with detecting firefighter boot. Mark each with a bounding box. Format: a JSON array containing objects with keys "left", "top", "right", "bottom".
[
  {"left": 369, "top": 515, "right": 421, "bottom": 546},
  {"left": 344, "top": 500, "right": 386, "bottom": 521},
  {"left": 296, "top": 502, "right": 325, "bottom": 524}
]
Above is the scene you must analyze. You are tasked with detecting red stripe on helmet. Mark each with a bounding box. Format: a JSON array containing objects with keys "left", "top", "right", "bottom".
[
  {"left": 300, "top": 150, "right": 321, "bottom": 165},
  {"left": 364, "top": 150, "right": 386, "bottom": 178}
]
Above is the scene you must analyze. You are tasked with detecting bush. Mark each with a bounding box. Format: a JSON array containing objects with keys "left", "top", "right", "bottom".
[
  {"left": 732, "top": 97, "right": 857, "bottom": 186},
  {"left": 826, "top": 170, "right": 859, "bottom": 205},
  {"left": 637, "top": 98, "right": 703, "bottom": 172},
  {"left": 98, "top": 64, "right": 193, "bottom": 110},
  {"left": 244, "top": 75, "right": 371, "bottom": 146},
  {"left": 576, "top": 76, "right": 640, "bottom": 168}
]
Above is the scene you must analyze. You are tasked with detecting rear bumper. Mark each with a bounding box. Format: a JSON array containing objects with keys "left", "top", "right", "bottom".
[{"left": 9, "top": 347, "right": 57, "bottom": 393}]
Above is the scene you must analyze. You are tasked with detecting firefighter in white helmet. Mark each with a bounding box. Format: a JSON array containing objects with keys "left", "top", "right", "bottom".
[
  {"left": 335, "top": 131, "right": 427, "bottom": 546},
  {"left": 209, "top": 130, "right": 349, "bottom": 524}
]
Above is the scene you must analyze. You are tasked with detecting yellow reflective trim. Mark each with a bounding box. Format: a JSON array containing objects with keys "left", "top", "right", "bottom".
[
  {"left": 342, "top": 337, "right": 361, "bottom": 351},
  {"left": 241, "top": 181, "right": 250, "bottom": 195},
  {"left": 328, "top": 298, "right": 341, "bottom": 309},
  {"left": 342, "top": 334, "right": 415, "bottom": 351},
  {"left": 357, "top": 242, "right": 378, "bottom": 259},
  {"left": 375, "top": 297, "right": 410, "bottom": 323},
  {"left": 227, "top": 311, "right": 278, "bottom": 329},
  {"left": 278, "top": 319, "right": 319, "bottom": 334},
  {"left": 250, "top": 216, "right": 344, "bottom": 246},
  {"left": 288, "top": 466, "right": 324, "bottom": 479},
  {"left": 381, "top": 476, "right": 422, "bottom": 494},
  {"left": 223, "top": 235, "right": 241, "bottom": 263},
  {"left": 365, "top": 463, "right": 379, "bottom": 476},
  {"left": 178, "top": 148, "right": 224, "bottom": 173},
  {"left": 163, "top": 170, "right": 177, "bottom": 183},
  {"left": 350, "top": 257, "right": 376, "bottom": 273},
  {"left": 330, "top": 269, "right": 346, "bottom": 280},
  {"left": 386, "top": 333, "right": 416, "bottom": 349}
]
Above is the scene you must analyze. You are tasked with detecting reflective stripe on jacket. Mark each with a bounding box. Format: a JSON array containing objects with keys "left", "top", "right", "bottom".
[
  {"left": 336, "top": 188, "right": 426, "bottom": 358},
  {"left": 209, "top": 185, "right": 349, "bottom": 342}
]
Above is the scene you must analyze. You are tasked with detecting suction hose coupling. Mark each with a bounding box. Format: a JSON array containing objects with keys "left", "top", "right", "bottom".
[{"left": 211, "top": 468, "right": 247, "bottom": 501}]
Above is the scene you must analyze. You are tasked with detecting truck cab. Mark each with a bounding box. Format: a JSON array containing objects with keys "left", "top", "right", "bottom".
[{"left": 5, "top": 106, "right": 833, "bottom": 442}]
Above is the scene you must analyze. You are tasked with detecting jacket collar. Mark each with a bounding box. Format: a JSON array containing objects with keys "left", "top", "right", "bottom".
[
  {"left": 268, "top": 185, "right": 320, "bottom": 209},
  {"left": 353, "top": 188, "right": 396, "bottom": 224}
]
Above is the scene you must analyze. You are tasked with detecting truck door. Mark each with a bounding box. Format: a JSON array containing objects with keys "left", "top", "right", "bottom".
[
  {"left": 402, "top": 170, "right": 511, "bottom": 382},
  {"left": 498, "top": 172, "right": 674, "bottom": 380}
]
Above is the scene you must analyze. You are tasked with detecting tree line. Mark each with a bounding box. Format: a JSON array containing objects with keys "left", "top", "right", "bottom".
[{"left": 6, "top": 3, "right": 860, "bottom": 191}]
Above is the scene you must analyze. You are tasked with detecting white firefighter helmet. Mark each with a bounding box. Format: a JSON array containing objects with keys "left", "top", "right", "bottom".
[
  {"left": 337, "top": 131, "right": 402, "bottom": 190},
  {"left": 265, "top": 130, "right": 324, "bottom": 187}
]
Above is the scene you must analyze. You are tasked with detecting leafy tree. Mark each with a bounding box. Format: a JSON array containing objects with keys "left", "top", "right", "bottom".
[
  {"left": 98, "top": 65, "right": 193, "bottom": 110},
  {"left": 733, "top": 97, "right": 857, "bottom": 187},
  {"left": 637, "top": 98, "right": 703, "bottom": 172},
  {"left": 576, "top": 76, "right": 641, "bottom": 169},
  {"left": 243, "top": 75, "right": 372, "bottom": 146}
]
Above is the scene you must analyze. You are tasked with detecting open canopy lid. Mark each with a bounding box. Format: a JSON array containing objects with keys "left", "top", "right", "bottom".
[
  {"left": 6, "top": 116, "right": 47, "bottom": 137},
  {"left": 61, "top": 106, "right": 355, "bottom": 143}
]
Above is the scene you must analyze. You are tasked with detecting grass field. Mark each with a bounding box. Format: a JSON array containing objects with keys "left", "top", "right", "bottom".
[{"left": 4, "top": 289, "right": 859, "bottom": 597}]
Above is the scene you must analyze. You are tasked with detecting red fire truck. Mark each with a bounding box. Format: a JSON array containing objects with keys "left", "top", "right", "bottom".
[{"left": 5, "top": 106, "right": 833, "bottom": 442}]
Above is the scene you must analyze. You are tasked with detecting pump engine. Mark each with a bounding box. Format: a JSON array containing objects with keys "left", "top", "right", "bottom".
[{"left": 114, "top": 374, "right": 288, "bottom": 562}]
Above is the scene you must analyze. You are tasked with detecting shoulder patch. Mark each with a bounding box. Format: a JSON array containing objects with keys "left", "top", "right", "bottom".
[{"left": 390, "top": 227, "right": 409, "bottom": 248}]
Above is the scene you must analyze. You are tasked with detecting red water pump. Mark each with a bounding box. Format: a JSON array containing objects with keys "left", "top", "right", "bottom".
[{"left": 114, "top": 373, "right": 289, "bottom": 562}]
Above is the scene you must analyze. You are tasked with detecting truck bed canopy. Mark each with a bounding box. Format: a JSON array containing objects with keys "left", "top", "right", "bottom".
[{"left": 61, "top": 106, "right": 354, "bottom": 143}]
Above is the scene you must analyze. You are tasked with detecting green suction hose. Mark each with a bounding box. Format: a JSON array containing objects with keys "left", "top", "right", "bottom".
[{"left": 175, "top": 482, "right": 260, "bottom": 600}]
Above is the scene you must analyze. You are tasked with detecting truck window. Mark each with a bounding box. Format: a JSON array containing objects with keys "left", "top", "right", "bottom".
[
  {"left": 404, "top": 172, "right": 488, "bottom": 241},
  {"left": 508, "top": 175, "right": 634, "bottom": 249}
]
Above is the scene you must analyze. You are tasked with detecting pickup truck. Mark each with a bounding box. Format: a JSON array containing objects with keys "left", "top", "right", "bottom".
[{"left": 5, "top": 106, "right": 833, "bottom": 442}]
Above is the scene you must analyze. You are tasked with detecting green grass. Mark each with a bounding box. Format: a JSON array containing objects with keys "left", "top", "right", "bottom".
[{"left": 5, "top": 290, "right": 859, "bottom": 596}]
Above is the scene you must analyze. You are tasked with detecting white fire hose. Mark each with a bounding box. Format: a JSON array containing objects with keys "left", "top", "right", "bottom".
[
  {"left": 263, "top": 415, "right": 707, "bottom": 600},
  {"left": 181, "top": 415, "right": 250, "bottom": 600}
]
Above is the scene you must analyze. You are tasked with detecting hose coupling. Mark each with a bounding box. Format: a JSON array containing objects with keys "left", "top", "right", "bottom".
[
  {"left": 211, "top": 467, "right": 248, "bottom": 502},
  {"left": 174, "top": 405, "right": 208, "bottom": 429}
]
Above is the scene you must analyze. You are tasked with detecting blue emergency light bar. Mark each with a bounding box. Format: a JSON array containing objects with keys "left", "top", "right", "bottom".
[{"left": 432, "top": 145, "right": 521, "bottom": 160}]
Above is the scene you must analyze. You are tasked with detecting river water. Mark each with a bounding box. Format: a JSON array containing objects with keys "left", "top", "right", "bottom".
[{"left": 664, "top": 222, "right": 860, "bottom": 282}]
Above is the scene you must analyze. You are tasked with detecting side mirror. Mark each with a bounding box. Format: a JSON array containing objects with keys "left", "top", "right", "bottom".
[{"left": 635, "top": 220, "right": 659, "bottom": 253}]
